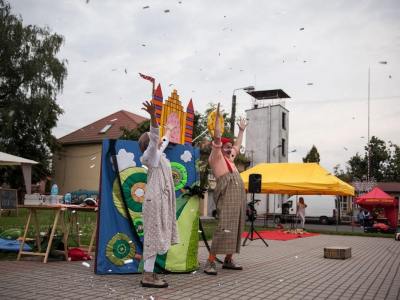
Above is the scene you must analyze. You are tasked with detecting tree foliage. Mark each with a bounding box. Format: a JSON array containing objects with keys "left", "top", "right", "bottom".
[
  {"left": 0, "top": 0, "right": 67, "bottom": 187},
  {"left": 302, "top": 145, "right": 320, "bottom": 163},
  {"left": 120, "top": 120, "right": 150, "bottom": 140},
  {"left": 334, "top": 136, "right": 400, "bottom": 182}
]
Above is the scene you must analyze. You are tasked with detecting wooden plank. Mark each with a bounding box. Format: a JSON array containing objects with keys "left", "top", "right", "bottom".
[
  {"left": 17, "top": 209, "right": 32, "bottom": 261},
  {"left": 20, "top": 252, "right": 45, "bottom": 256},
  {"left": 43, "top": 209, "right": 61, "bottom": 263}
]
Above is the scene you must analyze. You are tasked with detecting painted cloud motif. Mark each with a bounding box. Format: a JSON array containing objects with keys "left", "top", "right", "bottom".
[
  {"left": 116, "top": 149, "right": 136, "bottom": 171},
  {"left": 180, "top": 150, "right": 192, "bottom": 163}
]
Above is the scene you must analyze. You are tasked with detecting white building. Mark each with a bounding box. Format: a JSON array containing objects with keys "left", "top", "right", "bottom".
[{"left": 245, "top": 89, "right": 290, "bottom": 216}]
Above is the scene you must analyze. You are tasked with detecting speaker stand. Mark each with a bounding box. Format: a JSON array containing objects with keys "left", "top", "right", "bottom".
[{"left": 242, "top": 193, "right": 269, "bottom": 247}]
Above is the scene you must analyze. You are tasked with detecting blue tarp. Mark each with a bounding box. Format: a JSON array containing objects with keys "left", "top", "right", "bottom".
[{"left": 0, "top": 238, "right": 32, "bottom": 252}]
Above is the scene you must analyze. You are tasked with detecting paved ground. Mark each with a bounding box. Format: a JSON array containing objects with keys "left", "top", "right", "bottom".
[{"left": 1, "top": 234, "right": 399, "bottom": 300}]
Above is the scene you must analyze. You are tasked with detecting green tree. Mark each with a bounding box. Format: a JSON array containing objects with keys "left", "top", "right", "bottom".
[
  {"left": 387, "top": 142, "right": 400, "bottom": 181},
  {"left": 0, "top": 0, "right": 67, "bottom": 187},
  {"left": 367, "top": 136, "right": 391, "bottom": 181},
  {"left": 337, "top": 136, "right": 400, "bottom": 182},
  {"left": 303, "top": 145, "right": 320, "bottom": 163},
  {"left": 120, "top": 120, "right": 150, "bottom": 140}
]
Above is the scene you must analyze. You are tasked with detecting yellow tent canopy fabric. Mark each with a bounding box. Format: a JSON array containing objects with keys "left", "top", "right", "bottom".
[{"left": 240, "top": 163, "right": 354, "bottom": 196}]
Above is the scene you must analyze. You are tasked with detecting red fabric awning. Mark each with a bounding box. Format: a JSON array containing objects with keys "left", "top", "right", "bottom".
[
  {"left": 356, "top": 187, "right": 399, "bottom": 229},
  {"left": 356, "top": 187, "right": 396, "bottom": 206}
]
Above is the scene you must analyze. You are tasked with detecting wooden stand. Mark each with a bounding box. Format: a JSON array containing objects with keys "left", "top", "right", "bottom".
[{"left": 17, "top": 205, "right": 97, "bottom": 263}]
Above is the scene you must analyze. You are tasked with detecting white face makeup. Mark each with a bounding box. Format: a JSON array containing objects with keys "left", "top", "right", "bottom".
[{"left": 222, "top": 143, "right": 233, "bottom": 157}]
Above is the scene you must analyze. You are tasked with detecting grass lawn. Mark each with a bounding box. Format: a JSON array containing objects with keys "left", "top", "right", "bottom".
[{"left": 0, "top": 208, "right": 96, "bottom": 260}]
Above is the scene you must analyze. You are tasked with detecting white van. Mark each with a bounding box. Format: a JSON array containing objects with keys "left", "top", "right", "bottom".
[{"left": 275, "top": 195, "right": 337, "bottom": 225}]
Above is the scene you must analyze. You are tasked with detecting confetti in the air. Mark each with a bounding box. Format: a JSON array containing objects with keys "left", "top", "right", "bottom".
[
  {"left": 124, "top": 259, "right": 133, "bottom": 264},
  {"left": 164, "top": 9, "right": 170, "bottom": 13},
  {"left": 90, "top": 164, "right": 95, "bottom": 168},
  {"left": 82, "top": 262, "right": 90, "bottom": 267},
  {"left": 299, "top": 27, "right": 304, "bottom": 31},
  {"left": 143, "top": 6, "right": 150, "bottom": 9}
]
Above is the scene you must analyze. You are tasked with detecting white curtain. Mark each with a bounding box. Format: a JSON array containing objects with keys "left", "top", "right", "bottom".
[{"left": 21, "top": 163, "right": 32, "bottom": 194}]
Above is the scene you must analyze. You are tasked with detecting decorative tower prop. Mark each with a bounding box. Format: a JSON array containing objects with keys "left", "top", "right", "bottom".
[{"left": 95, "top": 80, "right": 200, "bottom": 274}]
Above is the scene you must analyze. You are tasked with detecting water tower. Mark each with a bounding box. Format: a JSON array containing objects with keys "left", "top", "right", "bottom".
[{"left": 245, "top": 89, "right": 291, "bottom": 217}]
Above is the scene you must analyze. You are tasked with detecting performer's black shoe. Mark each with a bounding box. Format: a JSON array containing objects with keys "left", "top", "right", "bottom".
[{"left": 222, "top": 259, "right": 243, "bottom": 270}]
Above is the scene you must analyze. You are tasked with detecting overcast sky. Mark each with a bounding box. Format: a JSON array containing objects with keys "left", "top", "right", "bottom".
[{"left": 9, "top": 0, "right": 400, "bottom": 172}]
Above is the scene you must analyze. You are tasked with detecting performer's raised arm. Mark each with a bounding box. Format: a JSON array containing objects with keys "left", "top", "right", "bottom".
[
  {"left": 139, "top": 101, "right": 159, "bottom": 160},
  {"left": 233, "top": 117, "right": 248, "bottom": 150}
]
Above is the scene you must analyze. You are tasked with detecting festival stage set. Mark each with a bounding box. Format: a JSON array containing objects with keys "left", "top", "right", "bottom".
[{"left": 95, "top": 84, "right": 201, "bottom": 274}]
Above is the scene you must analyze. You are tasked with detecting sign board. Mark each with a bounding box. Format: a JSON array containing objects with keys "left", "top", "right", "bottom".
[{"left": 0, "top": 188, "right": 18, "bottom": 214}]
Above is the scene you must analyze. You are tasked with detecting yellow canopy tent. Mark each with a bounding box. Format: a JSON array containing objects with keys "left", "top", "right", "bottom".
[{"left": 240, "top": 163, "right": 354, "bottom": 196}]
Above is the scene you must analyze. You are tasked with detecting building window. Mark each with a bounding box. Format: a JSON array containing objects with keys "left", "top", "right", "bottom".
[
  {"left": 282, "top": 112, "right": 286, "bottom": 130},
  {"left": 281, "top": 138, "right": 286, "bottom": 156},
  {"left": 99, "top": 124, "right": 112, "bottom": 134}
]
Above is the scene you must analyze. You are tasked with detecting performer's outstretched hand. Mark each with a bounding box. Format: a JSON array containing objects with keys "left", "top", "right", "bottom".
[
  {"left": 237, "top": 117, "right": 248, "bottom": 131},
  {"left": 142, "top": 101, "right": 158, "bottom": 127}
]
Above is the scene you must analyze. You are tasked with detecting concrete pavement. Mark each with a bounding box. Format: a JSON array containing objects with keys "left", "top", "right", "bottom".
[{"left": 0, "top": 234, "right": 399, "bottom": 299}]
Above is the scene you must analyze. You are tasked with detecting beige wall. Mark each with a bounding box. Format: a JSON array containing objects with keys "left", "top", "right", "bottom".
[{"left": 54, "top": 144, "right": 102, "bottom": 194}]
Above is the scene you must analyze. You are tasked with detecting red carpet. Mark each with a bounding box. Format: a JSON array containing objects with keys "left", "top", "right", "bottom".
[{"left": 241, "top": 230, "right": 319, "bottom": 241}]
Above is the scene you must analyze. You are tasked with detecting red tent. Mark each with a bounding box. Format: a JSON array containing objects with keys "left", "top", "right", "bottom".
[{"left": 356, "top": 187, "right": 399, "bottom": 228}]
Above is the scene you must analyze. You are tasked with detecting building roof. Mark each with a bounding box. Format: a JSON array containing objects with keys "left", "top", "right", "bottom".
[
  {"left": 58, "top": 110, "right": 148, "bottom": 145},
  {"left": 376, "top": 182, "right": 400, "bottom": 193},
  {"left": 246, "top": 89, "right": 291, "bottom": 100}
]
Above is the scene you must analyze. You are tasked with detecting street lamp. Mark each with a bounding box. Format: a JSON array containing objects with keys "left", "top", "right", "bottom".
[{"left": 231, "top": 85, "right": 255, "bottom": 135}]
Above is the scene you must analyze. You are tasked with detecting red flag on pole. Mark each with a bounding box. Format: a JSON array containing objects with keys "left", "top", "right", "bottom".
[{"left": 138, "top": 73, "right": 155, "bottom": 83}]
